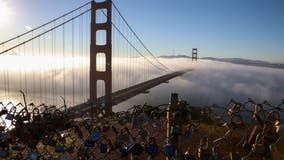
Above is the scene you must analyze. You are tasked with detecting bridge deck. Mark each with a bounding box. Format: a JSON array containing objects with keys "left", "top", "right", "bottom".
[{"left": 68, "top": 70, "right": 189, "bottom": 117}]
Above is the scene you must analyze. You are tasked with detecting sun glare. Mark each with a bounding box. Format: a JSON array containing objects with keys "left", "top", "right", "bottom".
[{"left": 0, "top": 0, "right": 11, "bottom": 26}]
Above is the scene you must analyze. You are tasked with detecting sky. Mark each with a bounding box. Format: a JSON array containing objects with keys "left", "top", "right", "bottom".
[{"left": 0, "top": 0, "right": 284, "bottom": 62}]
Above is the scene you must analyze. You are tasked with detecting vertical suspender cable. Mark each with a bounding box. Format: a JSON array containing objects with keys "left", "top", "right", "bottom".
[
  {"left": 85, "top": 10, "right": 89, "bottom": 100},
  {"left": 6, "top": 50, "right": 10, "bottom": 98},
  {"left": 80, "top": 11, "right": 83, "bottom": 102},
  {"left": 126, "top": 24, "right": 130, "bottom": 88},
  {"left": 63, "top": 19, "right": 66, "bottom": 100},
  {"left": 32, "top": 31, "right": 35, "bottom": 101},
  {"left": 131, "top": 32, "right": 134, "bottom": 85},
  {"left": 39, "top": 36, "right": 42, "bottom": 102},
  {"left": 2, "top": 45, "right": 7, "bottom": 99},
  {"left": 72, "top": 13, "right": 75, "bottom": 105},
  {"left": 114, "top": 14, "right": 119, "bottom": 91},
  {"left": 128, "top": 27, "right": 131, "bottom": 87},
  {"left": 2, "top": 56, "right": 6, "bottom": 99},
  {"left": 43, "top": 27, "right": 47, "bottom": 103},
  {"left": 18, "top": 38, "right": 22, "bottom": 91},
  {"left": 82, "top": 11, "right": 84, "bottom": 101},
  {"left": 125, "top": 24, "right": 128, "bottom": 88},
  {"left": 112, "top": 10, "right": 115, "bottom": 91},
  {"left": 24, "top": 43, "right": 27, "bottom": 97},
  {"left": 127, "top": 28, "right": 130, "bottom": 87},
  {"left": 143, "top": 57, "right": 145, "bottom": 82},
  {"left": 52, "top": 26, "right": 55, "bottom": 105},
  {"left": 132, "top": 34, "right": 135, "bottom": 84},
  {"left": 144, "top": 57, "right": 146, "bottom": 81},
  {"left": 54, "top": 23, "right": 57, "bottom": 105},
  {"left": 130, "top": 32, "right": 133, "bottom": 85},
  {"left": 112, "top": 14, "right": 114, "bottom": 91},
  {"left": 87, "top": 10, "right": 90, "bottom": 99}
]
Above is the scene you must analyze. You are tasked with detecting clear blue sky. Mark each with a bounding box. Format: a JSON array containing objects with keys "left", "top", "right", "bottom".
[{"left": 1, "top": 0, "right": 284, "bottom": 63}]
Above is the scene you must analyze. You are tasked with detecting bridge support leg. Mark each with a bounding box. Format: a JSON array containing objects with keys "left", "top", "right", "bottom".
[
  {"left": 90, "top": 0, "right": 112, "bottom": 115},
  {"left": 192, "top": 48, "right": 198, "bottom": 61}
]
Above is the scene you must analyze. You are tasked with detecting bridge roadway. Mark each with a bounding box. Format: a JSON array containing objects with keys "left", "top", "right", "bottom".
[{"left": 68, "top": 70, "right": 189, "bottom": 118}]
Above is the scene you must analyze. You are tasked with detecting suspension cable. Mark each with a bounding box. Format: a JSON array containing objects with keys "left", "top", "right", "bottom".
[
  {"left": 111, "top": 2, "right": 171, "bottom": 72},
  {"left": 111, "top": 22, "right": 167, "bottom": 72},
  {"left": 0, "top": 1, "right": 92, "bottom": 46},
  {"left": 100, "top": 9, "right": 168, "bottom": 73},
  {"left": 0, "top": 9, "right": 91, "bottom": 55}
]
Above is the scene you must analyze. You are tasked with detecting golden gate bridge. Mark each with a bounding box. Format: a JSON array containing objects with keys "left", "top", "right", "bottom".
[{"left": 0, "top": 0, "right": 186, "bottom": 117}]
